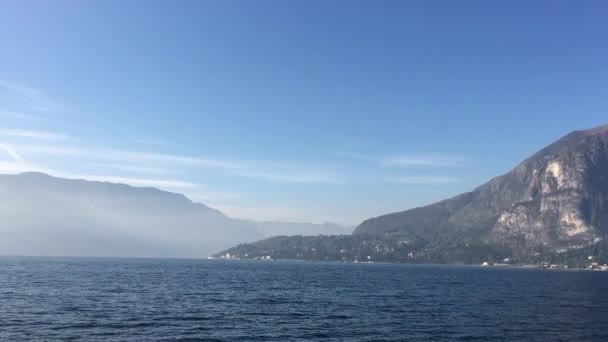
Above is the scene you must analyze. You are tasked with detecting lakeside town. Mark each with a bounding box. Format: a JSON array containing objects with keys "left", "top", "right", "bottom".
[{"left": 213, "top": 251, "right": 608, "bottom": 271}]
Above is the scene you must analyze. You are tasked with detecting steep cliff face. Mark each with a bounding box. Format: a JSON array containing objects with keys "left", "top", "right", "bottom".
[
  {"left": 487, "top": 129, "right": 608, "bottom": 257},
  {"left": 355, "top": 125, "right": 608, "bottom": 258}
]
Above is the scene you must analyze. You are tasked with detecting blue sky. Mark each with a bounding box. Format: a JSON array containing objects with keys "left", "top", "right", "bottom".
[{"left": 0, "top": 0, "right": 607, "bottom": 225}]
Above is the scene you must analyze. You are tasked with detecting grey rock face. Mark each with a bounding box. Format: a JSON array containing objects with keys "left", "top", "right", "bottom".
[{"left": 355, "top": 124, "right": 608, "bottom": 258}]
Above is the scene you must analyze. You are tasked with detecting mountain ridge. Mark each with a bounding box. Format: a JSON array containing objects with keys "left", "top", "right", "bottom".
[
  {"left": 355, "top": 124, "right": 608, "bottom": 257},
  {"left": 218, "top": 124, "right": 608, "bottom": 265},
  {"left": 0, "top": 172, "right": 349, "bottom": 258}
]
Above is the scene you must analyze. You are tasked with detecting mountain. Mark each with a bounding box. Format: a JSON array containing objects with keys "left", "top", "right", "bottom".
[
  {"left": 218, "top": 124, "right": 608, "bottom": 265},
  {"left": 356, "top": 124, "right": 608, "bottom": 258},
  {"left": 0, "top": 172, "right": 348, "bottom": 258}
]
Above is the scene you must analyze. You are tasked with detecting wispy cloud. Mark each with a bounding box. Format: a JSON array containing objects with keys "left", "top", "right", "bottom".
[
  {"left": 0, "top": 80, "right": 68, "bottom": 114},
  {"left": 0, "top": 159, "right": 199, "bottom": 191},
  {"left": 387, "top": 176, "right": 461, "bottom": 185},
  {"left": 134, "top": 138, "right": 171, "bottom": 146},
  {"left": 0, "top": 80, "right": 41, "bottom": 99},
  {"left": 62, "top": 175, "right": 199, "bottom": 189},
  {"left": 0, "top": 109, "right": 38, "bottom": 120},
  {"left": 0, "top": 129, "right": 69, "bottom": 141},
  {"left": 0, "top": 142, "right": 25, "bottom": 162},
  {"left": 11, "top": 143, "right": 344, "bottom": 185},
  {"left": 89, "top": 163, "right": 167, "bottom": 175},
  {"left": 231, "top": 169, "right": 345, "bottom": 184},
  {"left": 332, "top": 151, "right": 377, "bottom": 162},
  {"left": 12, "top": 144, "right": 235, "bottom": 167},
  {"left": 336, "top": 151, "right": 467, "bottom": 168},
  {"left": 113, "top": 150, "right": 240, "bottom": 169},
  {"left": 10, "top": 144, "right": 79, "bottom": 156},
  {"left": 382, "top": 154, "right": 467, "bottom": 167}
]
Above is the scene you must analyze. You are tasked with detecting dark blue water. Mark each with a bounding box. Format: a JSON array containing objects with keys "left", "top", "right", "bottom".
[{"left": 1, "top": 258, "right": 608, "bottom": 341}]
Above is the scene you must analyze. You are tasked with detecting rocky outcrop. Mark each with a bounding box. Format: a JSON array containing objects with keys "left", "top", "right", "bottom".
[{"left": 355, "top": 124, "right": 608, "bottom": 259}]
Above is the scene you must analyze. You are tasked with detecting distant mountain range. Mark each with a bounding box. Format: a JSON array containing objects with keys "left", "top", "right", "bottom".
[
  {"left": 0, "top": 172, "right": 350, "bottom": 258},
  {"left": 218, "top": 124, "right": 608, "bottom": 266}
]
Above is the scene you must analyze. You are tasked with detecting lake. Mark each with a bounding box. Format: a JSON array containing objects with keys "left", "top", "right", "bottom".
[{"left": 1, "top": 257, "right": 607, "bottom": 341}]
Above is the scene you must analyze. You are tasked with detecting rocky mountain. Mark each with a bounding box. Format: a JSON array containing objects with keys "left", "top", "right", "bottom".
[
  {"left": 356, "top": 124, "right": 608, "bottom": 259},
  {"left": 218, "top": 124, "right": 608, "bottom": 265},
  {"left": 0, "top": 172, "right": 349, "bottom": 258}
]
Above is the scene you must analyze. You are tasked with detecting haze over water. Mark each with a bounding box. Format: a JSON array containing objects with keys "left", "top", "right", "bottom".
[{"left": 2, "top": 257, "right": 607, "bottom": 341}]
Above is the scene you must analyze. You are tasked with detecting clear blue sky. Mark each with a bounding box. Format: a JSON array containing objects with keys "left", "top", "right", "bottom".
[{"left": 0, "top": 0, "right": 607, "bottom": 225}]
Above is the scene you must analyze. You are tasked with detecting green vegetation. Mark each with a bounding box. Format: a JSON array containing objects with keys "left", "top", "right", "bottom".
[
  {"left": 216, "top": 234, "right": 608, "bottom": 267},
  {"left": 216, "top": 234, "right": 510, "bottom": 264}
]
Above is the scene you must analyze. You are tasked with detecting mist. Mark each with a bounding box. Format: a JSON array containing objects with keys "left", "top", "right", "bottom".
[{"left": 0, "top": 172, "right": 349, "bottom": 258}]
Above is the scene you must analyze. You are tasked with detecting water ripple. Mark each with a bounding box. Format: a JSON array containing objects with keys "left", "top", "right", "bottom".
[{"left": 1, "top": 258, "right": 608, "bottom": 341}]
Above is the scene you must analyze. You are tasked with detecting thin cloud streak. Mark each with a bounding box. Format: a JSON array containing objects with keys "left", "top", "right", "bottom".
[
  {"left": 230, "top": 170, "right": 345, "bottom": 184},
  {"left": 387, "top": 176, "right": 461, "bottom": 185},
  {"left": 89, "top": 163, "right": 167, "bottom": 175},
  {"left": 382, "top": 154, "right": 467, "bottom": 167},
  {"left": 0, "top": 161, "right": 199, "bottom": 191},
  {"left": 12, "top": 143, "right": 345, "bottom": 185},
  {"left": 134, "top": 138, "right": 172, "bottom": 146},
  {"left": 0, "top": 80, "right": 68, "bottom": 113},
  {"left": 62, "top": 175, "right": 199, "bottom": 189},
  {"left": 332, "top": 151, "right": 376, "bottom": 162},
  {"left": 12, "top": 144, "right": 237, "bottom": 168},
  {"left": 114, "top": 150, "right": 240, "bottom": 169},
  {"left": 336, "top": 151, "right": 467, "bottom": 168},
  {"left": 0, "top": 129, "right": 69, "bottom": 141},
  {"left": 0, "top": 109, "right": 39, "bottom": 120},
  {"left": 12, "top": 144, "right": 79, "bottom": 156},
  {"left": 0, "top": 80, "right": 41, "bottom": 99},
  {"left": 0, "top": 142, "right": 25, "bottom": 162}
]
